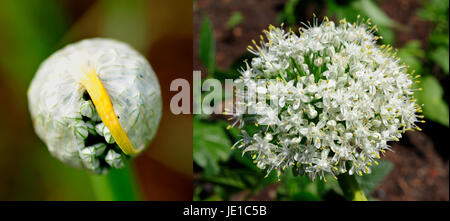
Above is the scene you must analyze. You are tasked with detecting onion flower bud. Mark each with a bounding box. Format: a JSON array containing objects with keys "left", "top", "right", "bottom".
[{"left": 28, "top": 38, "right": 162, "bottom": 174}]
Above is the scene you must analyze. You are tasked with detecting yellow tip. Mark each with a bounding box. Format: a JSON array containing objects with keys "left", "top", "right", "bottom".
[{"left": 80, "top": 68, "right": 139, "bottom": 155}]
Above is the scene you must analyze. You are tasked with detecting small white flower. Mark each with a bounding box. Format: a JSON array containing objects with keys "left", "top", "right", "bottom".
[{"left": 314, "top": 57, "right": 323, "bottom": 67}]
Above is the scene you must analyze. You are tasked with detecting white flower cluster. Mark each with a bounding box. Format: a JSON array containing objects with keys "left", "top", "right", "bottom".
[{"left": 232, "top": 18, "right": 423, "bottom": 181}]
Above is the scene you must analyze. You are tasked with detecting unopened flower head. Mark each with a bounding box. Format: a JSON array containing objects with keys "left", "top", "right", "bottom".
[
  {"left": 28, "top": 38, "right": 162, "bottom": 174},
  {"left": 232, "top": 17, "right": 423, "bottom": 181}
]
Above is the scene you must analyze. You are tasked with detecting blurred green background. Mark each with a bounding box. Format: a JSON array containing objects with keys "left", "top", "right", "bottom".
[
  {"left": 194, "top": 0, "right": 449, "bottom": 201},
  {"left": 0, "top": 0, "right": 193, "bottom": 200}
]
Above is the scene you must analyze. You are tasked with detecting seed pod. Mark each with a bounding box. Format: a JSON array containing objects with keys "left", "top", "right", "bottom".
[{"left": 28, "top": 38, "right": 162, "bottom": 173}]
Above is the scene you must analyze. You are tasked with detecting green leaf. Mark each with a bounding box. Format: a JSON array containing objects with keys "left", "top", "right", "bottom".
[
  {"left": 193, "top": 120, "right": 232, "bottom": 175},
  {"left": 199, "top": 14, "right": 216, "bottom": 73},
  {"left": 281, "top": 191, "right": 322, "bottom": 201},
  {"left": 212, "top": 53, "right": 255, "bottom": 81},
  {"left": 226, "top": 12, "right": 244, "bottom": 29},
  {"left": 231, "top": 149, "right": 280, "bottom": 186},
  {"left": 193, "top": 186, "right": 202, "bottom": 201},
  {"left": 324, "top": 174, "right": 344, "bottom": 196},
  {"left": 429, "top": 34, "right": 449, "bottom": 47},
  {"left": 277, "top": 169, "right": 325, "bottom": 200},
  {"left": 430, "top": 47, "right": 449, "bottom": 73},
  {"left": 281, "top": 0, "right": 300, "bottom": 26},
  {"left": 399, "top": 40, "right": 425, "bottom": 57},
  {"left": 327, "top": 0, "right": 397, "bottom": 44},
  {"left": 327, "top": 0, "right": 360, "bottom": 22},
  {"left": 377, "top": 26, "right": 395, "bottom": 45},
  {"left": 397, "top": 40, "right": 424, "bottom": 73},
  {"left": 417, "top": 0, "right": 449, "bottom": 22},
  {"left": 356, "top": 160, "right": 394, "bottom": 196},
  {"left": 232, "top": 148, "right": 259, "bottom": 169},
  {"left": 415, "top": 76, "right": 449, "bottom": 126},
  {"left": 203, "top": 194, "right": 223, "bottom": 201},
  {"left": 352, "top": 0, "right": 398, "bottom": 28},
  {"left": 201, "top": 168, "right": 258, "bottom": 189}
]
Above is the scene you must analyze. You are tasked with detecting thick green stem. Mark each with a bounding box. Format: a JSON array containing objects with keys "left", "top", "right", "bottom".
[
  {"left": 90, "top": 160, "right": 142, "bottom": 201},
  {"left": 337, "top": 173, "right": 367, "bottom": 201}
]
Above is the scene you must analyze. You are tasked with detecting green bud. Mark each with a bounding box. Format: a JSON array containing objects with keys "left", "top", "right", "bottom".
[
  {"left": 80, "top": 100, "right": 95, "bottom": 118},
  {"left": 79, "top": 147, "right": 100, "bottom": 171},
  {"left": 89, "top": 143, "right": 107, "bottom": 156},
  {"left": 72, "top": 120, "right": 88, "bottom": 139},
  {"left": 105, "top": 149, "right": 124, "bottom": 168},
  {"left": 98, "top": 123, "right": 115, "bottom": 144},
  {"left": 95, "top": 122, "right": 106, "bottom": 137},
  {"left": 86, "top": 121, "right": 97, "bottom": 135}
]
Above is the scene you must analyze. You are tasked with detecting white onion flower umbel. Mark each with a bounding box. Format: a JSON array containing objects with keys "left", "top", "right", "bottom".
[
  {"left": 28, "top": 38, "right": 162, "bottom": 174},
  {"left": 232, "top": 17, "right": 423, "bottom": 181}
]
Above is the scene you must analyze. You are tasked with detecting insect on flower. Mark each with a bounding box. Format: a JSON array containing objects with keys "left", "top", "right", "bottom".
[
  {"left": 230, "top": 17, "right": 423, "bottom": 181},
  {"left": 28, "top": 38, "right": 162, "bottom": 174}
]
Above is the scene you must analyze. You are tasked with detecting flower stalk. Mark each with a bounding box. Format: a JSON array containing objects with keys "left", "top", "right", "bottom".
[
  {"left": 90, "top": 160, "right": 142, "bottom": 201},
  {"left": 337, "top": 173, "right": 367, "bottom": 201}
]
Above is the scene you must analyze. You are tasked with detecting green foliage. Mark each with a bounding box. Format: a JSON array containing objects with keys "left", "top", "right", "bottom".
[
  {"left": 277, "top": 0, "right": 300, "bottom": 26},
  {"left": 213, "top": 53, "right": 255, "bottom": 81},
  {"left": 418, "top": 0, "right": 449, "bottom": 75},
  {"left": 417, "top": 0, "right": 449, "bottom": 24},
  {"left": 277, "top": 170, "right": 326, "bottom": 201},
  {"left": 199, "top": 14, "right": 216, "bottom": 73},
  {"left": 392, "top": 0, "right": 450, "bottom": 127},
  {"left": 356, "top": 160, "right": 394, "bottom": 196},
  {"left": 202, "top": 168, "right": 263, "bottom": 190},
  {"left": 397, "top": 40, "right": 425, "bottom": 73},
  {"left": 352, "top": 0, "right": 397, "bottom": 28},
  {"left": 381, "top": 0, "right": 450, "bottom": 127},
  {"left": 430, "top": 47, "right": 449, "bottom": 73},
  {"left": 90, "top": 161, "right": 141, "bottom": 200},
  {"left": 327, "top": 0, "right": 360, "bottom": 21},
  {"left": 415, "top": 76, "right": 449, "bottom": 127},
  {"left": 338, "top": 173, "right": 367, "bottom": 201},
  {"left": 227, "top": 12, "right": 244, "bottom": 29},
  {"left": 327, "top": 0, "right": 398, "bottom": 43},
  {"left": 193, "top": 120, "right": 232, "bottom": 175}
]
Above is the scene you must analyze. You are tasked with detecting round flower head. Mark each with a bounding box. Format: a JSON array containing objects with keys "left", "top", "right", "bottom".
[
  {"left": 232, "top": 17, "right": 423, "bottom": 181},
  {"left": 28, "top": 38, "right": 162, "bottom": 174}
]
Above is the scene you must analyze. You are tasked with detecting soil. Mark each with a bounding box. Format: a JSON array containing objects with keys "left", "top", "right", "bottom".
[
  {"left": 194, "top": 0, "right": 449, "bottom": 201},
  {"left": 381, "top": 0, "right": 432, "bottom": 48},
  {"left": 375, "top": 132, "right": 449, "bottom": 201},
  {"left": 194, "top": 0, "right": 287, "bottom": 71}
]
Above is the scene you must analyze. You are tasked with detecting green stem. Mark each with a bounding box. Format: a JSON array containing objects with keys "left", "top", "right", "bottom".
[
  {"left": 90, "top": 160, "right": 142, "bottom": 201},
  {"left": 337, "top": 173, "right": 368, "bottom": 201}
]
